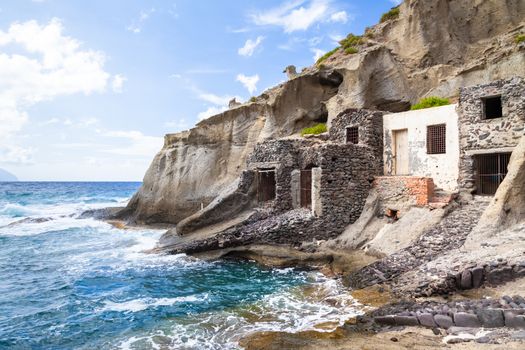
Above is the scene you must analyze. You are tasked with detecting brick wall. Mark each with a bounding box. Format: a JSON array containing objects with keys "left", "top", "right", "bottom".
[{"left": 374, "top": 176, "right": 435, "bottom": 207}]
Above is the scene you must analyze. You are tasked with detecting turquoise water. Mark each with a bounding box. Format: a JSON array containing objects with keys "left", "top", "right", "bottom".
[{"left": 0, "top": 182, "right": 361, "bottom": 349}]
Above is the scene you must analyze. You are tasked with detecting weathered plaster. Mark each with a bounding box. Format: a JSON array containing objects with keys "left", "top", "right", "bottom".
[{"left": 383, "top": 104, "right": 460, "bottom": 192}]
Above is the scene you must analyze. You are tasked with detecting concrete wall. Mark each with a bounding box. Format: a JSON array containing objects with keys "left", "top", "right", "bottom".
[{"left": 383, "top": 104, "right": 460, "bottom": 192}]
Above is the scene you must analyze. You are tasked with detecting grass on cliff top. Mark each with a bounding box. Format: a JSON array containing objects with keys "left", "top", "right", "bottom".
[
  {"left": 410, "top": 97, "right": 451, "bottom": 110},
  {"left": 516, "top": 34, "right": 525, "bottom": 44},
  {"left": 301, "top": 123, "right": 327, "bottom": 136},
  {"left": 316, "top": 48, "right": 340, "bottom": 66},
  {"left": 315, "top": 33, "right": 363, "bottom": 66},
  {"left": 380, "top": 7, "right": 400, "bottom": 23}
]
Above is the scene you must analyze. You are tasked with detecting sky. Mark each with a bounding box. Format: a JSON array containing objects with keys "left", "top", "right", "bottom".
[{"left": 0, "top": 0, "right": 401, "bottom": 181}]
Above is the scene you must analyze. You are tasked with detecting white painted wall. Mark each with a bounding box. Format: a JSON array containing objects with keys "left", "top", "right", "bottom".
[{"left": 383, "top": 104, "right": 460, "bottom": 192}]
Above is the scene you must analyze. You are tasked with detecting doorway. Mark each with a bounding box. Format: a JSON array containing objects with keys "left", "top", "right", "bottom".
[
  {"left": 393, "top": 129, "right": 409, "bottom": 175},
  {"left": 300, "top": 169, "right": 312, "bottom": 208},
  {"left": 257, "top": 169, "right": 276, "bottom": 202},
  {"left": 475, "top": 153, "right": 511, "bottom": 195}
]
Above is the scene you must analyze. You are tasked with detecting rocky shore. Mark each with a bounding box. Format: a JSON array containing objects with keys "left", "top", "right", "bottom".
[{"left": 91, "top": 0, "right": 525, "bottom": 348}]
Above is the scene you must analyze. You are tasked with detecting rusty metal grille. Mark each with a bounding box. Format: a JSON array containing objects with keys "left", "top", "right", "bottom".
[
  {"left": 475, "top": 153, "right": 511, "bottom": 195},
  {"left": 300, "top": 169, "right": 312, "bottom": 208},
  {"left": 426, "top": 124, "right": 446, "bottom": 154},
  {"left": 256, "top": 169, "right": 276, "bottom": 202},
  {"left": 346, "top": 127, "right": 359, "bottom": 144}
]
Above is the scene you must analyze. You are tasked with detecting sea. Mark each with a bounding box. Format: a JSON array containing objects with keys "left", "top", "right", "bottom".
[{"left": 0, "top": 182, "right": 362, "bottom": 350}]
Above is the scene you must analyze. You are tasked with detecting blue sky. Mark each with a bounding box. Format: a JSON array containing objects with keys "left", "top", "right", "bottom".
[{"left": 0, "top": 0, "right": 400, "bottom": 181}]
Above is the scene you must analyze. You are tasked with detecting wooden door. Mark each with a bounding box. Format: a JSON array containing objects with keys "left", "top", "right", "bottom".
[
  {"left": 393, "top": 129, "right": 409, "bottom": 175},
  {"left": 300, "top": 169, "right": 312, "bottom": 208},
  {"left": 257, "top": 170, "right": 276, "bottom": 202}
]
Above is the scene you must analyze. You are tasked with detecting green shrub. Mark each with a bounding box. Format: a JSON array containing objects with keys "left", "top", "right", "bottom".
[
  {"left": 380, "top": 7, "right": 400, "bottom": 23},
  {"left": 345, "top": 47, "right": 358, "bottom": 55},
  {"left": 316, "top": 48, "right": 340, "bottom": 66},
  {"left": 339, "top": 33, "right": 363, "bottom": 49},
  {"left": 249, "top": 97, "right": 257, "bottom": 103},
  {"left": 301, "top": 123, "right": 327, "bottom": 136},
  {"left": 515, "top": 34, "right": 525, "bottom": 44},
  {"left": 410, "top": 97, "right": 450, "bottom": 110}
]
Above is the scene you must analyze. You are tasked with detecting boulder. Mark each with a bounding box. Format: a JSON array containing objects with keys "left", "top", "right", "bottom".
[
  {"left": 476, "top": 309, "right": 504, "bottom": 328},
  {"left": 417, "top": 313, "right": 437, "bottom": 328},
  {"left": 454, "top": 313, "right": 481, "bottom": 328},
  {"left": 434, "top": 314, "right": 454, "bottom": 329}
]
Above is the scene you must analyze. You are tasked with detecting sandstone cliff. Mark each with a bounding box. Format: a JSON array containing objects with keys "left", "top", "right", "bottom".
[{"left": 120, "top": 0, "right": 525, "bottom": 226}]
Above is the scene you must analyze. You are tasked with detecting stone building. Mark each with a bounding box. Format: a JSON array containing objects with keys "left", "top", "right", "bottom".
[
  {"left": 379, "top": 77, "right": 524, "bottom": 200},
  {"left": 166, "top": 77, "right": 524, "bottom": 253},
  {"left": 457, "top": 77, "right": 525, "bottom": 195},
  {"left": 239, "top": 108, "right": 384, "bottom": 243}
]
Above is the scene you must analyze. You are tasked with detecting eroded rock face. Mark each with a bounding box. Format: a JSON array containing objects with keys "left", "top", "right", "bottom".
[
  {"left": 120, "top": 72, "right": 341, "bottom": 224},
  {"left": 121, "top": 0, "right": 525, "bottom": 227},
  {"left": 464, "top": 135, "right": 525, "bottom": 247}
]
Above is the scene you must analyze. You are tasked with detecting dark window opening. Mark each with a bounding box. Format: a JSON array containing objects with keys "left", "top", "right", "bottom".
[
  {"left": 427, "top": 124, "right": 446, "bottom": 154},
  {"left": 475, "top": 153, "right": 511, "bottom": 195},
  {"left": 482, "top": 96, "right": 503, "bottom": 119},
  {"left": 346, "top": 127, "right": 359, "bottom": 144},
  {"left": 300, "top": 169, "right": 312, "bottom": 208},
  {"left": 257, "top": 169, "right": 276, "bottom": 202}
]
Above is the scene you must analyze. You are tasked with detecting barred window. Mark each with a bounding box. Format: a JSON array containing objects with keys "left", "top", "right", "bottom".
[
  {"left": 346, "top": 127, "right": 359, "bottom": 144},
  {"left": 427, "top": 124, "right": 446, "bottom": 154}
]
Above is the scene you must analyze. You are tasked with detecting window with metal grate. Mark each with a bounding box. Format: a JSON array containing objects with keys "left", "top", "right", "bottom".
[
  {"left": 346, "top": 127, "right": 359, "bottom": 144},
  {"left": 426, "top": 124, "right": 446, "bottom": 154}
]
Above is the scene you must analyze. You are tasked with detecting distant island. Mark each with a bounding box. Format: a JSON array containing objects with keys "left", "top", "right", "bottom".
[{"left": 0, "top": 168, "right": 18, "bottom": 182}]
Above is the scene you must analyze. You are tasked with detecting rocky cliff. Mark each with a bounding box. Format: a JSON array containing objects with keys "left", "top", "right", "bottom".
[{"left": 120, "top": 0, "right": 525, "bottom": 226}]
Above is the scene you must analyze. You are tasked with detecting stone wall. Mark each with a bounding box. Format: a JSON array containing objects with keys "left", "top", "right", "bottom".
[
  {"left": 166, "top": 137, "right": 383, "bottom": 253},
  {"left": 329, "top": 108, "right": 384, "bottom": 162},
  {"left": 458, "top": 77, "right": 525, "bottom": 191}
]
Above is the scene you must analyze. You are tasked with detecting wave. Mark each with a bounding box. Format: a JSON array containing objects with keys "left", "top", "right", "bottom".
[
  {"left": 0, "top": 203, "right": 39, "bottom": 217},
  {"left": 100, "top": 295, "right": 207, "bottom": 313},
  {"left": 117, "top": 273, "right": 363, "bottom": 350}
]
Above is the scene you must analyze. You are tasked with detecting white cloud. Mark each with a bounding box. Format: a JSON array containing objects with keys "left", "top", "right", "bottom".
[
  {"left": 198, "top": 92, "right": 232, "bottom": 106},
  {"left": 329, "top": 33, "right": 344, "bottom": 45},
  {"left": 197, "top": 106, "right": 227, "bottom": 121},
  {"left": 39, "top": 117, "right": 60, "bottom": 126},
  {"left": 0, "top": 18, "right": 112, "bottom": 164},
  {"left": 311, "top": 48, "right": 326, "bottom": 61},
  {"left": 236, "top": 74, "right": 259, "bottom": 95},
  {"left": 127, "top": 8, "right": 155, "bottom": 34},
  {"left": 238, "top": 36, "right": 264, "bottom": 57},
  {"left": 101, "top": 130, "right": 163, "bottom": 157},
  {"left": 389, "top": 0, "right": 403, "bottom": 5},
  {"left": 330, "top": 11, "right": 348, "bottom": 23},
  {"left": 0, "top": 145, "right": 34, "bottom": 164},
  {"left": 112, "top": 74, "right": 127, "bottom": 93},
  {"left": 250, "top": 0, "right": 348, "bottom": 33}
]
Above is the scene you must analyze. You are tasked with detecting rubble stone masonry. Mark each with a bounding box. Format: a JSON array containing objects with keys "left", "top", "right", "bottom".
[{"left": 458, "top": 77, "right": 525, "bottom": 191}]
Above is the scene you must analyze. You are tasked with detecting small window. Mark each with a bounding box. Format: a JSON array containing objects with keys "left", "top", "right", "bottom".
[
  {"left": 427, "top": 124, "right": 446, "bottom": 154},
  {"left": 346, "top": 127, "right": 359, "bottom": 144},
  {"left": 482, "top": 96, "right": 503, "bottom": 119}
]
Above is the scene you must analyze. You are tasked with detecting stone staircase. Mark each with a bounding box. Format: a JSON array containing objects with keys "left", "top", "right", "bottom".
[
  {"left": 428, "top": 187, "right": 456, "bottom": 209},
  {"left": 347, "top": 197, "right": 491, "bottom": 290}
]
